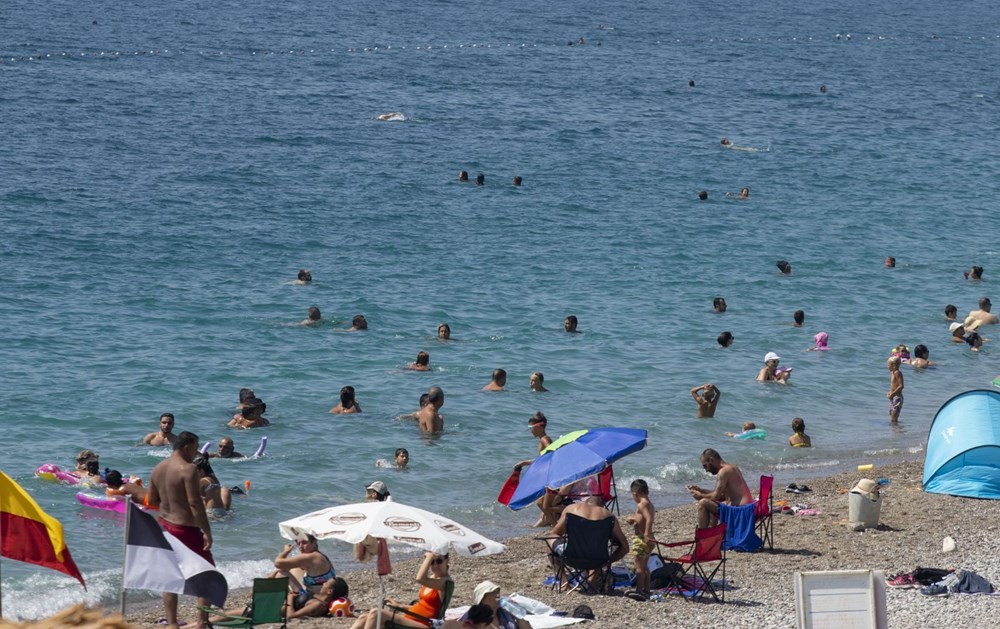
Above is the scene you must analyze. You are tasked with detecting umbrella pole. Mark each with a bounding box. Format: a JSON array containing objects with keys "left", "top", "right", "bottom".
[{"left": 376, "top": 574, "right": 385, "bottom": 629}]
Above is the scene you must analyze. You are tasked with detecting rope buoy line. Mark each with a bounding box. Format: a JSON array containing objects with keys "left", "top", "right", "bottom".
[{"left": 2, "top": 33, "right": 998, "bottom": 65}]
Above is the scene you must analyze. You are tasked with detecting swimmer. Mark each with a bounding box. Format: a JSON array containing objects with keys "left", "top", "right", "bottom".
[
  {"left": 418, "top": 387, "right": 444, "bottom": 433},
  {"left": 944, "top": 304, "right": 958, "bottom": 321},
  {"left": 966, "top": 332, "right": 985, "bottom": 352},
  {"left": 483, "top": 368, "right": 506, "bottom": 391},
  {"left": 884, "top": 256, "right": 896, "bottom": 268},
  {"left": 776, "top": 260, "right": 791, "bottom": 275},
  {"left": 793, "top": 310, "right": 805, "bottom": 327},
  {"left": 819, "top": 84, "right": 827, "bottom": 94},
  {"left": 757, "top": 352, "right": 791, "bottom": 384},
  {"left": 688, "top": 80, "right": 695, "bottom": 87},
  {"left": 698, "top": 190, "right": 708, "bottom": 200},
  {"left": 806, "top": 332, "right": 830, "bottom": 351},
  {"left": 143, "top": 413, "right": 179, "bottom": 446},
  {"left": 236, "top": 388, "right": 257, "bottom": 411},
  {"left": 458, "top": 170, "right": 469, "bottom": 182},
  {"left": 717, "top": 331, "right": 734, "bottom": 347},
  {"left": 690, "top": 384, "right": 721, "bottom": 418},
  {"left": 377, "top": 448, "right": 410, "bottom": 469},
  {"left": 909, "top": 344, "right": 936, "bottom": 369},
  {"left": 564, "top": 315, "right": 579, "bottom": 333},
  {"left": 887, "top": 356, "right": 904, "bottom": 423},
  {"left": 351, "top": 314, "right": 368, "bottom": 331},
  {"left": 375, "top": 112, "right": 405, "bottom": 121},
  {"left": 301, "top": 306, "right": 322, "bottom": 326},
  {"left": 529, "top": 371, "right": 548, "bottom": 392},
  {"left": 104, "top": 470, "right": 148, "bottom": 503},
  {"left": 891, "top": 343, "right": 910, "bottom": 362},
  {"left": 949, "top": 322, "right": 966, "bottom": 343},
  {"left": 724, "top": 421, "right": 759, "bottom": 438},
  {"left": 475, "top": 173, "right": 485, "bottom": 186},
  {"left": 720, "top": 138, "right": 732, "bottom": 147},
  {"left": 726, "top": 186, "right": 750, "bottom": 198},
  {"left": 407, "top": 351, "right": 431, "bottom": 371},
  {"left": 788, "top": 418, "right": 811, "bottom": 447},
  {"left": 398, "top": 393, "right": 430, "bottom": 421},
  {"left": 512, "top": 176, "right": 522, "bottom": 187},
  {"left": 294, "top": 269, "right": 312, "bottom": 285},
  {"left": 437, "top": 323, "right": 451, "bottom": 340},
  {"left": 967, "top": 297, "right": 998, "bottom": 325},
  {"left": 229, "top": 398, "right": 270, "bottom": 428},
  {"left": 713, "top": 297, "right": 727, "bottom": 313},
  {"left": 330, "top": 386, "right": 362, "bottom": 414},
  {"left": 208, "top": 437, "right": 244, "bottom": 459},
  {"left": 964, "top": 266, "right": 984, "bottom": 280}
]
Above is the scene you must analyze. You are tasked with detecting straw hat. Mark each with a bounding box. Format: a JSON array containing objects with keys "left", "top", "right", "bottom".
[{"left": 851, "top": 478, "right": 879, "bottom": 500}]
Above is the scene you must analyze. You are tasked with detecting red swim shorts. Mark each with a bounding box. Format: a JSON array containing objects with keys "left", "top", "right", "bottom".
[{"left": 158, "top": 517, "right": 215, "bottom": 565}]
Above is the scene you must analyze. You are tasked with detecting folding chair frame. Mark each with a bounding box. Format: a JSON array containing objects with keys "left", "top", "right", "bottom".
[
  {"left": 537, "top": 515, "right": 620, "bottom": 595},
  {"left": 655, "top": 523, "right": 727, "bottom": 603},
  {"left": 202, "top": 576, "right": 289, "bottom": 628},
  {"left": 755, "top": 474, "right": 774, "bottom": 550}
]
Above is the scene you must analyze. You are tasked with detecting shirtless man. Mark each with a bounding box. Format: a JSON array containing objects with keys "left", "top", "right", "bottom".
[
  {"left": 301, "top": 306, "right": 322, "bottom": 326},
  {"left": 887, "top": 356, "right": 904, "bottom": 423},
  {"left": 687, "top": 448, "right": 754, "bottom": 529},
  {"left": 407, "top": 351, "right": 431, "bottom": 371},
  {"left": 967, "top": 297, "right": 998, "bottom": 325},
  {"left": 483, "top": 368, "right": 506, "bottom": 391},
  {"left": 207, "top": 437, "right": 244, "bottom": 459},
  {"left": 147, "top": 432, "right": 215, "bottom": 629},
  {"left": 547, "top": 497, "right": 629, "bottom": 588},
  {"left": 756, "top": 353, "right": 791, "bottom": 384},
  {"left": 625, "top": 480, "right": 655, "bottom": 597},
  {"left": 143, "top": 413, "right": 178, "bottom": 446},
  {"left": 418, "top": 387, "right": 444, "bottom": 433},
  {"left": 690, "top": 383, "right": 721, "bottom": 418},
  {"left": 230, "top": 399, "right": 270, "bottom": 428},
  {"left": 564, "top": 315, "right": 579, "bottom": 333}
]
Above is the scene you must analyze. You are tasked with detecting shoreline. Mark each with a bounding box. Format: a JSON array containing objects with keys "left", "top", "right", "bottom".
[{"left": 118, "top": 457, "right": 1000, "bottom": 628}]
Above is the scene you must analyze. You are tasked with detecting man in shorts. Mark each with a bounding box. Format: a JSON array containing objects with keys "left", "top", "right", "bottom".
[{"left": 148, "top": 431, "right": 215, "bottom": 629}]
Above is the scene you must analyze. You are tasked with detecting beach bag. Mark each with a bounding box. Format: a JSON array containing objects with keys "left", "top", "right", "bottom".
[{"left": 650, "top": 562, "right": 684, "bottom": 589}]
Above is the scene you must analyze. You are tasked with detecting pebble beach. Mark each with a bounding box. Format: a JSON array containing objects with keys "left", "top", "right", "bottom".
[{"left": 111, "top": 460, "right": 999, "bottom": 628}]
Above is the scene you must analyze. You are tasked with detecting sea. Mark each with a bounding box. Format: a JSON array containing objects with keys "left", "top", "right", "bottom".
[{"left": 2, "top": 0, "right": 998, "bottom": 619}]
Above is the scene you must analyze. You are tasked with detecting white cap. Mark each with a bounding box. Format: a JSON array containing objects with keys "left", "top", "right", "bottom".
[
  {"left": 764, "top": 352, "right": 781, "bottom": 362},
  {"left": 473, "top": 581, "right": 501, "bottom": 604},
  {"left": 365, "top": 481, "right": 388, "bottom": 496}
]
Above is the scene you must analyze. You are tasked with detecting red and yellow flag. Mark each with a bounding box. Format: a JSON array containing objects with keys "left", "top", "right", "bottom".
[{"left": 0, "top": 470, "right": 85, "bottom": 587}]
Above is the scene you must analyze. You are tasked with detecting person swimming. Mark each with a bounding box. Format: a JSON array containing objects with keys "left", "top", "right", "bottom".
[{"left": 806, "top": 332, "right": 830, "bottom": 351}]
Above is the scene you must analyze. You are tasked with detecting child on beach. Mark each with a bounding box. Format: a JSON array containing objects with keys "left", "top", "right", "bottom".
[
  {"left": 887, "top": 356, "right": 904, "bottom": 423},
  {"left": 788, "top": 417, "right": 811, "bottom": 447},
  {"left": 625, "top": 479, "right": 655, "bottom": 599}
]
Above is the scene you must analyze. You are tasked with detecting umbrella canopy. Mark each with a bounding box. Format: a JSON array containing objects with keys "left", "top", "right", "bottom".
[
  {"left": 508, "top": 427, "right": 647, "bottom": 510},
  {"left": 278, "top": 500, "right": 506, "bottom": 557}
]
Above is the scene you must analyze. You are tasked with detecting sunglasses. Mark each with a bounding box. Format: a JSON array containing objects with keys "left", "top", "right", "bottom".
[{"left": 431, "top": 556, "right": 449, "bottom": 565}]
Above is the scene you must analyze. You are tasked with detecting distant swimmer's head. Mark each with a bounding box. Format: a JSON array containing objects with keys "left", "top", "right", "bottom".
[
  {"left": 512, "top": 176, "right": 522, "bottom": 186},
  {"left": 966, "top": 266, "right": 984, "bottom": 280},
  {"left": 75, "top": 449, "right": 99, "bottom": 468},
  {"left": 564, "top": 315, "right": 579, "bottom": 333},
  {"left": 475, "top": 172, "right": 485, "bottom": 186},
  {"left": 352, "top": 314, "right": 368, "bottom": 330},
  {"left": 340, "top": 386, "right": 356, "bottom": 407},
  {"left": 529, "top": 372, "right": 545, "bottom": 390},
  {"left": 742, "top": 421, "right": 757, "bottom": 432},
  {"left": 913, "top": 344, "right": 929, "bottom": 360},
  {"left": 529, "top": 411, "right": 548, "bottom": 428},
  {"left": 776, "top": 260, "right": 791, "bottom": 274},
  {"left": 688, "top": 79, "right": 695, "bottom": 87},
  {"left": 980, "top": 297, "right": 992, "bottom": 311},
  {"left": 428, "top": 386, "right": 445, "bottom": 408},
  {"left": 437, "top": 323, "right": 451, "bottom": 340},
  {"left": 966, "top": 332, "right": 984, "bottom": 349},
  {"left": 720, "top": 138, "right": 731, "bottom": 146},
  {"left": 159, "top": 413, "right": 175, "bottom": 433},
  {"left": 492, "top": 368, "right": 507, "bottom": 386},
  {"left": 739, "top": 187, "right": 750, "bottom": 199},
  {"left": 884, "top": 256, "right": 896, "bottom": 268},
  {"left": 717, "top": 331, "right": 734, "bottom": 347},
  {"left": 239, "top": 388, "right": 256, "bottom": 404},
  {"left": 218, "top": 437, "right": 236, "bottom": 456},
  {"left": 458, "top": 170, "right": 469, "bottom": 182},
  {"left": 415, "top": 351, "right": 430, "bottom": 367},
  {"left": 944, "top": 304, "right": 957, "bottom": 320},
  {"left": 793, "top": 310, "right": 805, "bottom": 326},
  {"left": 394, "top": 448, "right": 409, "bottom": 468},
  {"left": 307, "top": 306, "right": 321, "bottom": 321},
  {"left": 105, "top": 470, "right": 124, "bottom": 489},
  {"left": 418, "top": 393, "right": 430, "bottom": 408},
  {"left": 713, "top": 297, "right": 727, "bottom": 313},
  {"left": 949, "top": 322, "right": 965, "bottom": 337},
  {"left": 791, "top": 417, "right": 805, "bottom": 433},
  {"left": 819, "top": 84, "right": 827, "bottom": 93},
  {"left": 297, "top": 268, "right": 312, "bottom": 283},
  {"left": 814, "top": 332, "right": 829, "bottom": 348},
  {"left": 698, "top": 190, "right": 708, "bottom": 200}
]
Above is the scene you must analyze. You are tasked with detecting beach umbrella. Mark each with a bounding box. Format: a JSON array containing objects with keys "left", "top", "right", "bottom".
[
  {"left": 507, "top": 427, "right": 647, "bottom": 511},
  {"left": 278, "top": 501, "right": 506, "bottom": 628}
]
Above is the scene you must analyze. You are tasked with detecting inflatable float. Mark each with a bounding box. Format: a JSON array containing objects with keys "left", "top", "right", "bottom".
[
  {"left": 199, "top": 436, "right": 267, "bottom": 458},
  {"left": 35, "top": 464, "right": 81, "bottom": 485},
  {"left": 75, "top": 492, "right": 153, "bottom": 513}
]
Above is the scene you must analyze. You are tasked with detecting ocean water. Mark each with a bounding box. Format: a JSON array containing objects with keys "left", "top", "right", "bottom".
[{"left": 2, "top": 0, "right": 998, "bottom": 618}]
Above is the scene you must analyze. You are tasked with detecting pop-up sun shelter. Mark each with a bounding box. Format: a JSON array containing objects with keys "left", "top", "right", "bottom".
[{"left": 923, "top": 389, "right": 1000, "bottom": 499}]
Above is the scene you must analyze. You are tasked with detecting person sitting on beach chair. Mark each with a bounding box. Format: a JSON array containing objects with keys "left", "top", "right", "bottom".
[
  {"left": 350, "top": 552, "right": 453, "bottom": 629},
  {"left": 544, "top": 497, "right": 629, "bottom": 594},
  {"left": 686, "top": 448, "right": 754, "bottom": 529}
]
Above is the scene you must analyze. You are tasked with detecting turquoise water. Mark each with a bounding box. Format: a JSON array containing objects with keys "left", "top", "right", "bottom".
[{"left": 2, "top": 0, "right": 998, "bottom": 618}]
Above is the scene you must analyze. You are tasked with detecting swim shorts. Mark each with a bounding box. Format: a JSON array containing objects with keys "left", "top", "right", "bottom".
[
  {"left": 889, "top": 394, "right": 903, "bottom": 416},
  {"left": 631, "top": 535, "right": 651, "bottom": 558},
  {"left": 158, "top": 517, "right": 214, "bottom": 565}
]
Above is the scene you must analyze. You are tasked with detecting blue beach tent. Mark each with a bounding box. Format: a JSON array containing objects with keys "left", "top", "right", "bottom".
[{"left": 923, "top": 389, "right": 1000, "bottom": 499}]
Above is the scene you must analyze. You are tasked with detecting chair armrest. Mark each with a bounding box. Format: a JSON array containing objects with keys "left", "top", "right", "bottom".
[
  {"left": 384, "top": 604, "right": 432, "bottom": 625},
  {"left": 656, "top": 539, "right": 695, "bottom": 549}
]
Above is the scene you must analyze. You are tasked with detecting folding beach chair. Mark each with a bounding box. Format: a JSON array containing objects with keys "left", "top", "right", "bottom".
[
  {"left": 564, "top": 466, "right": 619, "bottom": 514},
  {"left": 203, "top": 576, "right": 288, "bottom": 628},
  {"left": 542, "top": 513, "right": 620, "bottom": 594},
  {"left": 656, "top": 523, "right": 727, "bottom": 603},
  {"left": 718, "top": 503, "right": 762, "bottom": 552},
  {"left": 755, "top": 474, "right": 774, "bottom": 550},
  {"left": 384, "top": 580, "right": 454, "bottom": 629}
]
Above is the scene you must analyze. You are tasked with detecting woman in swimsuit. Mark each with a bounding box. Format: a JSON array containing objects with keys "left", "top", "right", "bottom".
[
  {"left": 286, "top": 576, "right": 349, "bottom": 619},
  {"left": 272, "top": 535, "right": 337, "bottom": 597},
  {"left": 350, "top": 552, "right": 452, "bottom": 629}
]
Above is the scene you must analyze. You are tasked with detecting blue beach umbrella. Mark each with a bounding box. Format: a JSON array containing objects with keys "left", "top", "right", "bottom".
[{"left": 507, "top": 427, "right": 648, "bottom": 511}]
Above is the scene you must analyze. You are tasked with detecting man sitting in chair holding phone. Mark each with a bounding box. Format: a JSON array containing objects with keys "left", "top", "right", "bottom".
[{"left": 686, "top": 449, "right": 754, "bottom": 529}]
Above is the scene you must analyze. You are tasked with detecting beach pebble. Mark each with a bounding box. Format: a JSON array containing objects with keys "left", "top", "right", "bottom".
[{"left": 942, "top": 536, "right": 957, "bottom": 553}]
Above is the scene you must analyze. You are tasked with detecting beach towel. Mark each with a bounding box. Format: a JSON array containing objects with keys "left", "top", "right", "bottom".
[{"left": 718, "top": 503, "right": 762, "bottom": 552}]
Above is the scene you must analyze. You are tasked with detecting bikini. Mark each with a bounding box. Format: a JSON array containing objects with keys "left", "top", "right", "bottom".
[{"left": 301, "top": 554, "right": 336, "bottom": 588}]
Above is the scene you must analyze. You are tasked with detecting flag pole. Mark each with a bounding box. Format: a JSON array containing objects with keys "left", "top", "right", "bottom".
[{"left": 120, "top": 495, "right": 131, "bottom": 618}]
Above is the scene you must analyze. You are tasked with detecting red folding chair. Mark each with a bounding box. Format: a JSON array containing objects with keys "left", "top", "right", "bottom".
[
  {"left": 563, "top": 465, "right": 619, "bottom": 514},
  {"left": 754, "top": 475, "right": 774, "bottom": 550},
  {"left": 656, "top": 523, "right": 727, "bottom": 603}
]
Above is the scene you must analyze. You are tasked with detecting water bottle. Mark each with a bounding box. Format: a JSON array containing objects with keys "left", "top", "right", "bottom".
[{"left": 498, "top": 596, "right": 528, "bottom": 619}]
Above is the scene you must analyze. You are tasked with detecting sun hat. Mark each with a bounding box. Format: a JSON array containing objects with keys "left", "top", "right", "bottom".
[
  {"left": 851, "top": 478, "right": 880, "bottom": 501},
  {"left": 365, "top": 481, "right": 389, "bottom": 497},
  {"left": 473, "top": 581, "right": 501, "bottom": 605},
  {"left": 764, "top": 352, "right": 781, "bottom": 363},
  {"left": 963, "top": 316, "right": 982, "bottom": 332},
  {"left": 949, "top": 322, "right": 964, "bottom": 333}
]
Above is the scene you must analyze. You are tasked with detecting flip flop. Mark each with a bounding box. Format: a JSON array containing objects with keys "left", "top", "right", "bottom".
[
  {"left": 626, "top": 590, "right": 649, "bottom": 601},
  {"left": 786, "top": 483, "right": 802, "bottom": 494}
]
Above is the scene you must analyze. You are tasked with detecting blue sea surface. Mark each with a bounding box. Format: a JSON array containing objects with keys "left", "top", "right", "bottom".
[{"left": 2, "top": 0, "right": 998, "bottom": 618}]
